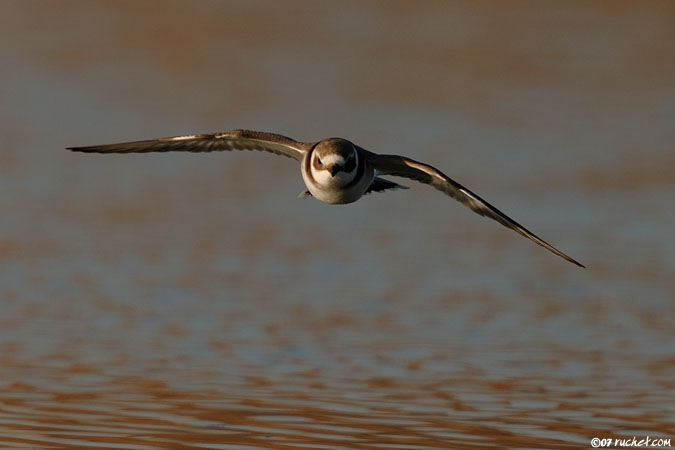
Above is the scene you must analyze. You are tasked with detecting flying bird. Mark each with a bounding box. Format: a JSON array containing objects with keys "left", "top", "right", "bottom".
[{"left": 68, "top": 129, "right": 584, "bottom": 267}]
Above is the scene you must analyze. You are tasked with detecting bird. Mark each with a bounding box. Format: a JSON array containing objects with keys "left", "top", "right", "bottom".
[{"left": 68, "top": 129, "right": 584, "bottom": 267}]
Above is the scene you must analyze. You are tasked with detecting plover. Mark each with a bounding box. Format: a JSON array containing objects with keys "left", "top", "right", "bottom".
[{"left": 68, "top": 129, "right": 584, "bottom": 267}]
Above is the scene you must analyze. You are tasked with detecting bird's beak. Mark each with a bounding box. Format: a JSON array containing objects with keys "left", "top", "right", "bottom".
[{"left": 328, "top": 165, "right": 340, "bottom": 176}]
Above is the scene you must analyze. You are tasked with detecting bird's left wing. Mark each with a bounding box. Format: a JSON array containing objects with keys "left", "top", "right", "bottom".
[
  {"left": 369, "top": 152, "right": 584, "bottom": 267},
  {"left": 68, "top": 129, "right": 310, "bottom": 161}
]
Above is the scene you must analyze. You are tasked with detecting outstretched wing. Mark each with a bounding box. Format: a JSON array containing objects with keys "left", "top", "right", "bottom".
[
  {"left": 369, "top": 153, "right": 584, "bottom": 267},
  {"left": 68, "top": 129, "right": 311, "bottom": 161}
]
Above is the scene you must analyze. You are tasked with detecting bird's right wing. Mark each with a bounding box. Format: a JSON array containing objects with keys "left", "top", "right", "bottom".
[{"left": 68, "top": 129, "right": 311, "bottom": 161}]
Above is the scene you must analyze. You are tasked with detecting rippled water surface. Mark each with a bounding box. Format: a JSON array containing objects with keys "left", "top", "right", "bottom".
[{"left": 1, "top": 1, "right": 674, "bottom": 448}]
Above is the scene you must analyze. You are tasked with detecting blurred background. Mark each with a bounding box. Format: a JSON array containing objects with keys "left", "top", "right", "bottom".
[{"left": 1, "top": 1, "right": 673, "bottom": 448}]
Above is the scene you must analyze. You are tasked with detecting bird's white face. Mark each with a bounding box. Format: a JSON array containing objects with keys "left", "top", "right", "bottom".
[{"left": 310, "top": 140, "right": 359, "bottom": 188}]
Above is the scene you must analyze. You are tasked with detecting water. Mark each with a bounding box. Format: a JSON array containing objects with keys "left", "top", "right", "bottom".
[{"left": 1, "top": 1, "right": 674, "bottom": 448}]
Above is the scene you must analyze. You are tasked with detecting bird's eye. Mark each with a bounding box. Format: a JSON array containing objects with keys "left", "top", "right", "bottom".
[{"left": 316, "top": 157, "right": 322, "bottom": 165}]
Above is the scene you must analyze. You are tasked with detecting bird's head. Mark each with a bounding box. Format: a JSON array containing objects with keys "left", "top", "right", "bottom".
[{"left": 310, "top": 138, "right": 359, "bottom": 186}]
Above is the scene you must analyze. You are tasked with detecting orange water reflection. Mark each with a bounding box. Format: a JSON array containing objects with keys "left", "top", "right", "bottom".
[{"left": 2, "top": 364, "right": 672, "bottom": 449}]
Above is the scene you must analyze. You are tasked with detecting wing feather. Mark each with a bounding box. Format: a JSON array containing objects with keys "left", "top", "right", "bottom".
[
  {"left": 370, "top": 153, "right": 584, "bottom": 267},
  {"left": 67, "top": 129, "right": 310, "bottom": 161}
]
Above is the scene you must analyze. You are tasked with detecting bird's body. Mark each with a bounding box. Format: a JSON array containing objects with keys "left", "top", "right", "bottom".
[
  {"left": 301, "top": 137, "right": 375, "bottom": 204},
  {"left": 68, "top": 129, "right": 584, "bottom": 267}
]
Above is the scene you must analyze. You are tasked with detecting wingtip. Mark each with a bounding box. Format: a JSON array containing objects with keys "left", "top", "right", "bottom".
[
  {"left": 562, "top": 254, "right": 585, "bottom": 268},
  {"left": 67, "top": 145, "right": 106, "bottom": 153}
]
